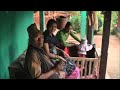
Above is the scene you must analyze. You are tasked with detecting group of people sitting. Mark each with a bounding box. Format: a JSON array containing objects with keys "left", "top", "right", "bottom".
[{"left": 24, "top": 19, "right": 95, "bottom": 79}]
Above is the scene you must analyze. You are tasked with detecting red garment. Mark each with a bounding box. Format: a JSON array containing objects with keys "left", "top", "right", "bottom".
[
  {"left": 78, "top": 54, "right": 86, "bottom": 57},
  {"left": 64, "top": 47, "right": 70, "bottom": 55}
]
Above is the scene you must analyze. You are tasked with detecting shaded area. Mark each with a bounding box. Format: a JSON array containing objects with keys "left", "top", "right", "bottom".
[
  {"left": 0, "top": 11, "right": 33, "bottom": 79},
  {"left": 67, "top": 33, "right": 120, "bottom": 79}
]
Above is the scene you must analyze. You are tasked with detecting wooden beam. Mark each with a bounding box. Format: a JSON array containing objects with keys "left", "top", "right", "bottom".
[
  {"left": 80, "top": 11, "right": 87, "bottom": 39},
  {"left": 117, "top": 11, "right": 120, "bottom": 28},
  {"left": 40, "top": 11, "right": 45, "bottom": 32},
  {"left": 93, "top": 11, "right": 98, "bottom": 34},
  {"left": 99, "top": 11, "right": 111, "bottom": 79},
  {"left": 87, "top": 11, "right": 93, "bottom": 44}
]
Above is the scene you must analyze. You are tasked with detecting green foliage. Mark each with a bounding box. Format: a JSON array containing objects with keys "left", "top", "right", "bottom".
[
  {"left": 98, "top": 17, "right": 103, "bottom": 31},
  {"left": 97, "top": 11, "right": 104, "bottom": 32},
  {"left": 66, "top": 11, "right": 119, "bottom": 35},
  {"left": 67, "top": 11, "right": 80, "bottom": 16},
  {"left": 96, "top": 11, "right": 119, "bottom": 35},
  {"left": 110, "top": 11, "right": 119, "bottom": 35},
  {"left": 68, "top": 11, "right": 81, "bottom": 33},
  {"left": 111, "top": 28, "right": 117, "bottom": 35},
  {"left": 111, "top": 11, "right": 118, "bottom": 25}
]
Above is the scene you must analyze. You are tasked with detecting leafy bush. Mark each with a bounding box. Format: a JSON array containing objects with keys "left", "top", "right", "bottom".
[
  {"left": 111, "top": 27, "right": 117, "bottom": 35},
  {"left": 98, "top": 17, "right": 103, "bottom": 31},
  {"left": 111, "top": 11, "right": 118, "bottom": 25},
  {"left": 97, "top": 11, "right": 104, "bottom": 32},
  {"left": 68, "top": 12, "right": 81, "bottom": 33},
  {"left": 67, "top": 11, "right": 119, "bottom": 35},
  {"left": 111, "top": 27, "right": 120, "bottom": 35}
]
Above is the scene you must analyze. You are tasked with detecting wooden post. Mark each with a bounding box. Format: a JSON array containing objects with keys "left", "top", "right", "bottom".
[
  {"left": 40, "top": 11, "right": 45, "bottom": 32},
  {"left": 87, "top": 11, "right": 93, "bottom": 44},
  {"left": 99, "top": 11, "right": 111, "bottom": 79},
  {"left": 93, "top": 11, "right": 98, "bottom": 35},
  {"left": 117, "top": 11, "right": 120, "bottom": 28},
  {"left": 80, "top": 11, "right": 87, "bottom": 39}
]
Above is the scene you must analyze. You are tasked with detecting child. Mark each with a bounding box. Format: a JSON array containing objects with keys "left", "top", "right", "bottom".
[{"left": 77, "top": 39, "right": 93, "bottom": 57}]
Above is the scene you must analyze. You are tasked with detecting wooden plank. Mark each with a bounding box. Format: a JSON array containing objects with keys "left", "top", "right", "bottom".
[
  {"left": 69, "top": 56, "right": 100, "bottom": 79},
  {"left": 88, "top": 60, "right": 92, "bottom": 75},
  {"left": 117, "top": 11, "right": 120, "bottom": 28},
  {"left": 99, "top": 11, "right": 111, "bottom": 79},
  {"left": 84, "top": 61, "right": 88, "bottom": 76},
  {"left": 40, "top": 11, "right": 45, "bottom": 32},
  {"left": 81, "top": 60, "right": 85, "bottom": 77},
  {"left": 69, "top": 57, "right": 98, "bottom": 61},
  {"left": 92, "top": 61, "right": 96, "bottom": 74},
  {"left": 87, "top": 11, "right": 94, "bottom": 44},
  {"left": 77, "top": 59, "right": 79, "bottom": 67}
]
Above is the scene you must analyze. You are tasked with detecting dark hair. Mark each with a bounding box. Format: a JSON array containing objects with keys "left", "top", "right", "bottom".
[
  {"left": 65, "top": 22, "right": 72, "bottom": 28},
  {"left": 46, "top": 19, "right": 57, "bottom": 29}
]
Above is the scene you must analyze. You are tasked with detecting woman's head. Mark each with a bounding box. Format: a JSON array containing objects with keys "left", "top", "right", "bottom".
[
  {"left": 65, "top": 22, "right": 73, "bottom": 33},
  {"left": 46, "top": 19, "right": 57, "bottom": 34},
  {"left": 27, "top": 23, "right": 44, "bottom": 48}
]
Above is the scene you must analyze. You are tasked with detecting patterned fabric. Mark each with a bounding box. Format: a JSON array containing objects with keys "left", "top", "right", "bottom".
[
  {"left": 24, "top": 45, "right": 60, "bottom": 79},
  {"left": 65, "top": 67, "right": 80, "bottom": 79},
  {"left": 63, "top": 58, "right": 76, "bottom": 76}
]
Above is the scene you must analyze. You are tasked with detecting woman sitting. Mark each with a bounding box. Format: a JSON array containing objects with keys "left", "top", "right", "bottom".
[
  {"left": 24, "top": 23, "right": 65, "bottom": 79},
  {"left": 43, "top": 19, "right": 80, "bottom": 79},
  {"left": 56, "top": 22, "right": 81, "bottom": 56}
]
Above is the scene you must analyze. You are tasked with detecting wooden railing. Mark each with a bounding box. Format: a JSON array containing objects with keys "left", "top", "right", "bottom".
[
  {"left": 8, "top": 50, "right": 100, "bottom": 79},
  {"left": 69, "top": 51, "right": 100, "bottom": 79}
]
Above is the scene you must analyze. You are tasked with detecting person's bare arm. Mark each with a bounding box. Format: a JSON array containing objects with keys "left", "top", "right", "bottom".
[
  {"left": 43, "top": 43, "right": 66, "bottom": 62},
  {"left": 27, "top": 52, "right": 64, "bottom": 79},
  {"left": 56, "top": 47, "right": 70, "bottom": 58},
  {"left": 43, "top": 43, "right": 57, "bottom": 59}
]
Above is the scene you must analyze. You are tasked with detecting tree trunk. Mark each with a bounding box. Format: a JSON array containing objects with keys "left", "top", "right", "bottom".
[
  {"left": 99, "top": 11, "right": 111, "bottom": 79},
  {"left": 87, "top": 11, "right": 94, "bottom": 44},
  {"left": 93, "top": 11, "right": 98, "bottom": 34},
  {"left": 117, "top": 11, "right": 120, "bottom": 28}
]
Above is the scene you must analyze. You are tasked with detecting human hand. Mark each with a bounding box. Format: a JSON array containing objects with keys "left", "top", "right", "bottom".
[
  {"left": 70, "top": 43, "right": 76, "bottom": 47},
  {"left": 53, "top": 61, "right": 64, "bottom": 72},
  {"left": 59, "top": 56, "right": 67, "bottom": 62},
  {"left": 64, "top": 52, "right": 70, "bottom": 58},
  {"left": 60, "top": 49, "right": 70, "bottom": 58}
]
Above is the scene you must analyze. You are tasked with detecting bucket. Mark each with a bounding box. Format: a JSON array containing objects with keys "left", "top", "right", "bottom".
[{"left": 56, "top": 16, "right": 68, "bottom": 29}]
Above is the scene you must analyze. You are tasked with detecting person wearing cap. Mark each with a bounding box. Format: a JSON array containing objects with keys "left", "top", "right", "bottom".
[{"left": 24, "top": 23, "right": 65, "bottom": 79}]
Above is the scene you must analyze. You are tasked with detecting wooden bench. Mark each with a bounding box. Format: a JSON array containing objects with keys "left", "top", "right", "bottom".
[
  {"left": 8, "top": 50, "right": 100, "bottom": 79},
  {"left": 8, "top": 51, "right": 27, "bottom": 79},
  {"left": 69, "top": 50, "right": 100, "bottom": 79}
]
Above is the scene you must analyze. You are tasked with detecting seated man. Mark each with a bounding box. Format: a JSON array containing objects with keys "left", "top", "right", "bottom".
[
  {"left": 56, "top": 22, "right": 81, "bottom": 56},
  {"left": 24, "top": 23, "right": 65, "bottom": 79}
]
